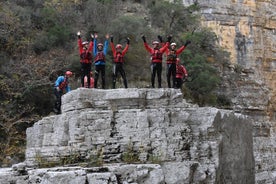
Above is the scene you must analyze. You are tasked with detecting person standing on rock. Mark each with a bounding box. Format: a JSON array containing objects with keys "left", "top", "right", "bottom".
[
  {"left": 110, "top": 35, "right": 130, "bottom": 88},
  {"left": 77, "top": 31, "right": 94, "bottom": 88},
  {"left": 175, "top": 58, "right": 188, "bottom": 89},
  {"left": 165, "top": 40, "right": 191, "bottom": 88},
  {"left": 93, "top": 33, "right": 109, "bottom": 89},
  {"left": 53, "top": 71, "right": 73, "bottom": 114},
  {"left": 141, "top": 35, "right": 171, "bottom": 88}
]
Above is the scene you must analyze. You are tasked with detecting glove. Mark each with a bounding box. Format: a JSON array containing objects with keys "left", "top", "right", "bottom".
[
  {"left": 157, "top": 35, "right": 163, "bottom": 43},
  {"left": 184, "top": 40, "right": 191, "bottom": 47},
  {"left": 77, "top": 31, "right": 81, "bottom": 39},
  {"left": 141, "top": 35, "right": 146, "bottom": 43},
  {"left": 110, "top": 35, "right": 114, "bottom": 43},
  {"left": 126, "top": 37, "right": 130, "bottom": 45},
  {"left": 167, "top": 35, "right": 172, "bottom": 43},
  {"left": 90, "top": 34, "right": 94, "bottom": 42}
]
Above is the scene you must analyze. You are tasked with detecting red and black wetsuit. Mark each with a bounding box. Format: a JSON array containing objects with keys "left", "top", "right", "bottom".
[
  {"left": 175, "top": 64, "right": 188, "bottom": 89},
  {"left": 78, "top": 37, "right": 93, "bottom": 88},
  {"left": 111, "top": 42, "right": 129, "bottom": 88},
  {"left": 143, "top": 42, "right": 169, "bottom": 88},
  {"left": 165, "top": 45, "right": 187, "bottom": 88}
]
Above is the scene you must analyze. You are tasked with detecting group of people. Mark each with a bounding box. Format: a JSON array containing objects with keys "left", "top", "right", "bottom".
[
  {"left": 142, "top": 35, "right": 190, "bottom": 88},
  {"left": 53, "top": 32, "right": 190, "bottom": 114},
  {"left": 77, "top": 31, "right": 130, "bottom": 89}
]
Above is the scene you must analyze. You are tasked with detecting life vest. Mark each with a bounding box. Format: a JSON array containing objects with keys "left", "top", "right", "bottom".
[
  {"left": 59, "top": 78, "right": 68, "bottom": 91},
  {"left": 167, "top": 50, "right": 177, "bottom": 63},
  {"left": 176, "top": 64, "right": 187, "bottom": 78},
  {"left": 94, "top": 51, "right": 105, "bottom": 63},
  {"left": 80, "top": 51, "right": 92, "bottom": 64},
  {"left": 176, "top": 65, "right": 183, "bottom": 74},
  {"left": 151, "top": 49, "right": 163, "bottom": 62},
  {"left": 114, "top": 52, "right": 124, "bottom": 63}
]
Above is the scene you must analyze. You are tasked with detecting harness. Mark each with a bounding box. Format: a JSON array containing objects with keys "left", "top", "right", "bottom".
[
  {"left": 94, "top": 51, "right": 105, "bottom": 63},
  {"left": 167, "top": 50, "right": 177, "bottom": 63},
  {"left": 151, "top": 49, "right": 163, "bottom": 62},
  {"left": 80, "top": 50, "right": 92, "bottom": 64},
  {"left": 59, "top": 78, "right": 68, "bottom": 91},
  {"left": 114, "top": 52, "right": 124, "bottom": 63}
]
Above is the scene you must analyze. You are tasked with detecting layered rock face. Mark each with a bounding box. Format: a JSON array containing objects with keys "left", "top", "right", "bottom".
[
  {"left": 0, "top": 88, "right": 257, "bottom": 184},
  {"left": 181, "top": 2, "right": 276, "bottom": 183},
  {"left": 182, "top": 0, "right": 276, "bottom": 117}
]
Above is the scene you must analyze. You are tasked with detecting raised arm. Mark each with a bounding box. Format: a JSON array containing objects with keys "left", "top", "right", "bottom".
[
  {"left": 176, "top": 40, "right": 191, "bottom": 55},
  {"left": 159, "top": 42, "right": 169, "bottom": 53},
  {"left": 93, "top": 33, "right": 98, "bottom": 55},
  {"left": 77, "top": 31, "right": 83, "bottom": 54},
  {"left": 110, "top": 35, "right": 116, "bottom": 57},
  {"left": 122, "top": 38, "right": 130, "bottom": 56},
  {"left": 141, "top": 35, "right": 153, "bottom": 53},
  {"left": 88, "top": 33, "right": 94, "bottom": 52}
]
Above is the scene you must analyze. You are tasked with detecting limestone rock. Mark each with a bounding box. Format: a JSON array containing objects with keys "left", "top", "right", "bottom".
[{"left": 21, "top": 88, "right": 255, "bottom": 183}]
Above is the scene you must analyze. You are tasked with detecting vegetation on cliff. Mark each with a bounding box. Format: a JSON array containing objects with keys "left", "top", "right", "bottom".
[{"left": 0, "top": 0, "right": 230, "bottom": 166}]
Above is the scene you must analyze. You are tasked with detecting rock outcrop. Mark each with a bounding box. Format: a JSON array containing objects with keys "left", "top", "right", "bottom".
[
  {"left": 181, "top": 1, "right": 276, "bottom": 183},
  {"left": 0, "top": 88, "right": 258, "bottom": 184}
]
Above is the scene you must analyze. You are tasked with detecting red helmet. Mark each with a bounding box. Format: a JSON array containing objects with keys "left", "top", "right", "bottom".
[
  {"left": 65, "top": 71, "right": 73, "bottom": 77},
  {"left": 152, "top": 41, "right": 159, "bottom": 45},
  {"left": 116, "top": 44, "right": 122, "bottom": 49}
]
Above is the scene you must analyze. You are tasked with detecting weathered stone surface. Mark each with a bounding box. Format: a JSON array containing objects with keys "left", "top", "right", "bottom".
[
  {"left": 181, "top": 2, "right": 276, "bottom": 183},
  {"left": 16, "top": 88, "right": 256, "bottom": 183}
]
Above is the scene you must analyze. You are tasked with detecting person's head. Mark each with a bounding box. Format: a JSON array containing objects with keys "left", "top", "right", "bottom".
[
  {"left": 176, "top": 58, "right": 180, "bottom": 65},
  {"left": 82, "top": 41, "right": 89, "bottom": 50},
  {"left": 97, "top": 43, "right": 103, "bottom": 51},
  {"left": 170, "top": 42, "right": 176, "bottom": 50},
  {"left": 65, "top": 71, "right": 73, "bottom": 78},
  {"left": 152, "top": 41, "right": 160, "bottom": 49},
  {"left": 116, "top": 44, "right": 123, "bottom": 51}
]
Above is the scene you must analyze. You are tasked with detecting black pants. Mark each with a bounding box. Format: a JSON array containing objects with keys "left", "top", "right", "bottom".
[
  {"left": 54, "top": 88, "right": 63, "bottom": 114},
  {"left": 151, "top": 62, "right": 162, "bottom": 88},
  {"left": 81, "top": 63, "right": 92, "bottom": 88},
  {"left": 113, "top": 63, "right": 127, "bottom": 88},
  {"left": 175, "top": 78, "right": 183, "bottom": 89},
  {"left": 94, "top": 65, "right": 105, "bottom": 89},
  {"left": 166, "top": 63, "right": 176, "bottom": 88}
]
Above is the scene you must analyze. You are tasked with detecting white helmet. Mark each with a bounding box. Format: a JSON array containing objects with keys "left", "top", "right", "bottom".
[
  {"left": 82, "top": 41, "right": 89, "bottom": 45},
  {"left": 170, "top": 42, "right": 176, "bottom": 46}
]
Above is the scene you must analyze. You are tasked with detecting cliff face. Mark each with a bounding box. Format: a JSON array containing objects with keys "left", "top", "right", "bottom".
[
  {"left": 183, "top": 0, "right": 276, "bottom": 118},
  {"left": 0, "top": 88, "right": 255, "bottom": 183},
  {"left": 181, "top": 1, "right": 276, "bottom": 183}
]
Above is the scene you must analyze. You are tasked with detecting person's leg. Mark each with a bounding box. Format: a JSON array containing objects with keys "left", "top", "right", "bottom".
[
  {"left": 81, "top": 63, "right": 85, "bottom": 87},
  {"left": 54, "top": 88, "right": 62, "bottom": 114},
  {"left": 101, "top": 65, "right": 106, "bottom": 89},
  {"left": 94, "top": 65, "right": 100, "bottom": 88},
  {"left": 119, "top": 64, "right": 128, "bottom": 88},
  {"left": 86, "top": 63, "right": 92, "bottom": 88},
  {"left": 156, "top": 63, "right": 162, "bottom": 88},
  {"left": 175, "top": 78, "right": 181, "bottom": 88},
  {"left": 167, "top": 64, "right": 172, "bottom": 88},
  {"left": 151, "top": 63, "right": 157, "bottom": 88},
  {"left": 179, "top": 79, "right": 183, "bottom": 89},
  {"left": 171, "top": 63, "right": 176, "bottom": 88},
  {"left": 112, "top": 64, "right": 117, "bottom": 89}
]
